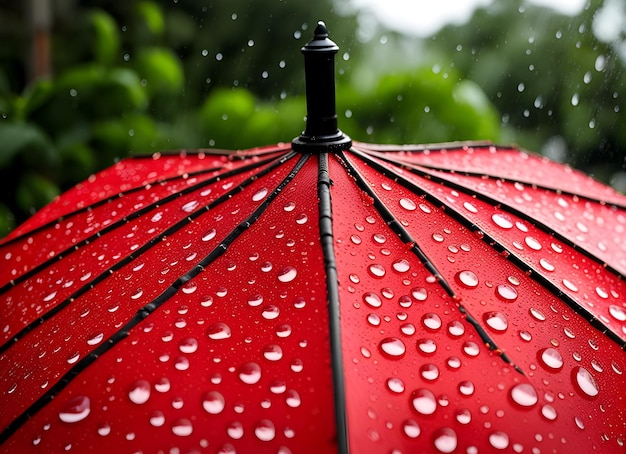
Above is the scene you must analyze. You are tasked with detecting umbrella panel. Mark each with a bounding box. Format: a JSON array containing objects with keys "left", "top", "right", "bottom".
[{"left": 2, "top": 153, "right": 339, "bottom": 452}]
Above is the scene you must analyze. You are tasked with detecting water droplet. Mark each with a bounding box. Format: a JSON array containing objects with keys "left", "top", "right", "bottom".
[
  {"left": 202, "top": 391, "right": 226, "bottom": 414},
  {"left": 422, "top": 313, "right": 442, "bottom": 330},
  {"left": 97, "top": 422, "right": 111, "bottom": 436},
  {"left": 239, "top": 362, "right": 262, "bottom": 384},
  {"left": 411, "top": 287, "right": 427, "bottom": 301},
  {"left": 182, "top": 200, "right": 199, "bottom": 213},
  {"left": 456, "top": 409, "right": 471, "bottom": 424},
  {"left": 462, "top": 341, "right": 480, "bottom": 357},
  {"left": 609, "top": 305, "right": 626, "bottom": 321},
  {"left": 530, "top": 307, "right": 546, "bottom": 321},
  {"left": 386, "top": 377, "right": 405, "bottom": 393},
  {"left": 496, "top": 284, "right": 518, "bottom": 301},
  {"left": 261, "top": 305, "right": 280, "bottom": 320},
  {"left": 296, "top": 213, "right": 308, "bottom": 224},
  {"left": 59, "top": 396, "right": 91, "bottom": 423},
  {"left": 489, "top": 431, "right": 510, "bottom": 449},
  {"left": 285, "top": 389, "right": 301, "bottom": 407},
  {"left": 392, "top": 259, "right": 410, "bottom": 273},
  {"left": 283, "top": 201, "right": 296, "bottom": 212},
  {"left": 227, "top": 421, "right": 244, "bottom": 439},
  {"left": 363, "top": 292, "right": 382, "bottom": 308},
  {"left": 525, "top": 236, "right": 542, "bottom": 250},
  {"left": 539, "top": 348, "right": 564, "bottom": 370},
  {"left": 433, "top": 427, "right": 457, "bottom": 453},
  {"left": 510, "top": 383, "right": 538, "bottom": 407},
  {"left": 541, "top": 404, "right": 557, "bottom": 420},
  {"left": 86, "top": 332, "right": 104, "bottom": 346},
  {"left": 417, "top": 338, "right": 437, "bottom": 355},
  {"left": 172, "top": 418, "right": 193, "bottom": 436},
  {"left": 179, "top": 337, "right": 198, "bottom": 353},
  {"left": 128, "top": 380, "right": 151, "bottom": 404},
  {"left": 492, "top": 213, "right": 513, "bottom": 229},
  {"left": 400, "top": 198, "right": 417, "bottom": 211},
  {"left": 456, "top": 270, "right": 479, "bottom": 288},
  {"left": 411, "top": 389, "right": 437, "bottom": 415},
  {"left": 248, "top": 294, "right": 263, "bottom": 307},
  {"left": 207, "top": 323, "right": 231, "bottom": 340},
  {"left": 463, "top": 202, "right": 478, "bottom": 213},
  {"left": 573, "top": 366, "right": 599, "bottom": 397},
  {"left": 252, "top": 188, "right": 268, "bottom": 202},
  {"left": 368, "top": 263, "right": 386, "bottom": 278},
  {"left": 255, "top": 419, "right": 276, "bottom": 441},
  {"left": 458, "top": 381, "right": 475, "bottom": 396},
  {"left": 276, "top": 324, "right": 292, "bottom": 337},
  {"left": 149, "top": 411, "right": 165, "bottom": 427},
  {"left": 379, "top": 338, "right": 406, "bottom": 358},
  {"left": 484, "top": 312, "right": 508, "bottom": 331},
  {"left": 367, "top": 313, "right": 381, "bottom": 326},
  {"left": 447, "top": 321, "right": 465, "bottom": 337},
  {"left": 154, "top": 377, "right": 171, "bottom": 393},
  {"left": 263, "top": 344, "right": 283, "bottom": 361},
  {"left": 400, "top": 323, "right": 416, "bottom": 335},
  {"left": 278, "top": 266, "right": 297, "bottom": 283},
  {"left": 402, "top": 419, "right": 421, "bottom": 438},
  {"left": 420, "top": 363, "right": 440, "bottom": 380}
]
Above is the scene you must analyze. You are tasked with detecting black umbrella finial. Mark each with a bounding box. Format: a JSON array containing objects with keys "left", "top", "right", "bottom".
[{"left": 292, "top": 21, "right": 352, "bottom": 153}]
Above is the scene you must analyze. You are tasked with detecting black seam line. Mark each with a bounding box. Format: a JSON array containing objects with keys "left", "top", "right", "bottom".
[
  {"left": 1, "top": 152, "right": 290, "bottom": 293},
  {"left": 0, "top": 152, "right": 310, "bottom": 446},
  {"left": 318, "top": 153, "right": 349, "bottom": 454},
  {"left": 0, "top": 152, "right": 298, "bottom": 355},
  {"left": 352, "top": 148, "right": 626, "bottom": 352},
  {"left": 362, "top": 147, "right": 626, "bottom": 210},
  {"left": 357, "top": 147, "right": 626, "bottom": 283},
  {"left": 1, "top": 150, "right": 289, "bottom": 248},
  {"left": 343, "top": 149, "right": 525, "bottom": 374}
]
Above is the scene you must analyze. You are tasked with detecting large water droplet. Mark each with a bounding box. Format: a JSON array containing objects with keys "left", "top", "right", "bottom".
[
  {"left": 255, "top": 419, "right": 276, "bottom": 441},
  {"left": 171, "top": 418, "right": 193, "bottom": 436},
  {"left": 179, "top": 337, "right": 198, "bottom": 353},
  {"left": 458, "top": 381, "right": 475, "bottom": 396},
  {"left": 417, "top": 338, "right": 437, "bottom": 355},
  {"left": 510, "top": 383, "right": 538, "bottom": 407},
  {"left": 433, "top": 427, "right": 457, "bottom": 453},
  {"left": 573, "top": 366, "right": 599, "bottom": 397},
  {"left": 400, "top": 198, "right": 417, "bottom": 211},
  {"left": 59, "top": 396, "right": 91, "bottom": 423},
  {"left": 422, "top": 313, "right": 442, "bottom": 330},
  {"left": 263, "top": 344, "right": 283, "bottom": 361},
  {"left": 456, "top": 408, "right": 471, "bottom": 424},
  {"left": 411, "top": 389, "right": 437, "bottom": 415},
  {"left": 402, "top": 419, "right": 421, "bottom": 438},
  {"left": 492, "top": 213, "right": 513, "bottom": 229},
  {"left": 207, "top": 322, "right": 232, "bottom": 340},
  {"left": 227, "top": 421, "right": 244, "bottom": 439},
  {"left": 368, "top": 263, "right": 386, "bottom": 278},
  {"left": 420, "top": 363, "right": 440, "bottom": 381},
  {"left": 541, "top": 404, "right": 557, "bottom": 421},
  {"left": 128, "top": 380, "right": 151, "bottom": 404},
  {"left": 379, "top": 338, "right": 406, "bottom": 358},
  {"left": 539, "top": 348, "right": 564, "bottom": 370},
  {"left": 386, "top": 377, "right": 405, "bottom": 393},
  {"left": 363, "top": 292, "right": 382, "bottom": 308},
  {"left": 149, "top": 411, "right": 165, "bottom": 427},
  {"left": 392, "top": 259, "right": 410, "bottom": 273},
  {"left": 239, "top": 362, "right": 262, "bottom": 384},
  {"left": 609, "top": 305, "right": 626, "bottom": 321},
  {"left": 202, "top": 391, "right": 226, "bottom": 414},
  {"left": 252, "top": 188, "right": 269, "bottom": 202},
  {"left": 488, "top": 431, "right": 510, "bottom": 449},
  {"left": 496, "top": 284, "right": 518, "bottom": 301},
  {"left": 484, "top": 312, "right": 508, "bottom": 331},
  {"left": 456, "top": 270, "right": 479, "bottom": 288},
  {"left": 277, "top": 266, "right": 297, "bottom": 283}
]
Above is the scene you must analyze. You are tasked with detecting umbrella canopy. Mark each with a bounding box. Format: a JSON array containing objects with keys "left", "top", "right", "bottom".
[{"left": 1, "top": 22, "right": 625, "bottom": 454}]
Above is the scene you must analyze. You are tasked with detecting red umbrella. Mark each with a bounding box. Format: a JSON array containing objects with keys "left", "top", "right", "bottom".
[{"left": 1, "top": 22, "right": 625, "bottom": 454}]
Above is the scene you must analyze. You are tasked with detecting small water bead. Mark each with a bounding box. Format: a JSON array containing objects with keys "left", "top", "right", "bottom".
[
  {"left": 432, "top": 233, "right": 445, "bottom": 242},
  {"left": 149, "top": 411, "right": 166, "bottom": 427},
  {"left": 573, "top": 366, "right": 599, "bottom": 397},
  {"left": 463, "top": 201, "right": 478, "bottom": 213},
  {"left": 417, "top": 338, "right": 437, "bottom": 355},
  {"left": 86, "top": 332, "right": 104, "bottom": 346},
  {"left": 519, "top": 330, "right": 532, "bottom": 342},
  {"left": 525, "top": 236, "right": 542, "bottom": 250},
  {"left": 411, "top": 389, "right": 437, "bottom": 415},
  {"left": 510, "top": 383, "right": 538, "bottom": 407},
  {"left": 456, "top": 270, "right": 479, "bottom": 288},
  {"left": 484, "top": 312, "right": 508, "bottom": 331},
  {"left": 59, "top": 396, "right": 91, "bottom": 423},
  {"left": 539, "top": 348, "right": 564, "bottom": 370},
  {"left": 420, "top": 363, "right": 440, "bottom": 381},
  {"left": 290, "top": 359, "right": 304, "bottom": 372},
  {"left": 398, "top": 295, "right": 412, "bottom": 308},
  {"left": 400, "top": 198, "right": 417, "bottom": 211},
  {"left": 386, "top": 377, "right": 405, "bottom": 393},
  {"left": 239, "top": 362, "right": 262, "bottom": 385},
  {"left": 433, "top": 427, "right": 457, "bottom": 453},
  {"left": 363, "top": 292, "right": 383, "bottom": 308},
  {"left": 447, "top": 321, "right": 465, "bottom": 337},
  {"left": 227, "top": 421, "right": 244, "bottom": 439},
  {"left": 379, "top": 338, "right": 406, "bottom": 358},
  {"left": 402, "top": 419, "right": 421, "bottom": 438},
  {"left": 285, "top": 390, "right": 301, "bottom": 407},
  {"left": 530, "top": 307, "right": 546, "bottom": 321},
  {"left": 563, "top": 278, "right": 579, "bottom": 292},
  {"left": 447, "top": 356, "right": 461, "bottom": 369},
  {"left": 372, "top": 233, "right": 386, "bottom": 244},
  {"left": 97, "top": 423, "right": 112, "bottom": 436},
  {"left": 456, "top": 408, "right": 472, "bottom": 425},
  {"left": 277, "top": 266, "right": 297, "bottom": 283},
  {"left": 247, "top": 294, "right": 264, "bottom": 307},
  {"left": 154, "top": 377, "right": 171, "bottom": 393},
  {"left": 207, "top": 323, "right": 232, "bottom": 340},
  {"left": 255, "top": 420, "right": 276, "bottom": 441},
  {"left": 609, "top": 305, "right": 626, "bottom": 321},
  {"left": 252, "top": 188, "right": 269, "bottom": 202},
  {"left": 174, "top": 356, "right": 190, "bottom": 371},
  {"left": 128, "top": 380, "right": 151, "bottom": 404},
  {"left": 172, "top": 418, "right": 193, "bottom": 436},
  {"left": 489, "top": 431, "right": 510, "bottom": 449},
  {"left": 400, "top": 323, "right": 416, "bottom": 335},
  {"left": 422, "top": 313, "right": 442, "bottom": 330},
  {"left": 270, "top": 380, "right": 287, "bottom": 394},
  {"left": 392, "top": 259, "right": 410, "bottom": 273},
  {"left": 492, "top": 213, "right": 514, "bottom": 229},
  {"left": 368, "top": 264, "right": 386, "bottom": 278}
]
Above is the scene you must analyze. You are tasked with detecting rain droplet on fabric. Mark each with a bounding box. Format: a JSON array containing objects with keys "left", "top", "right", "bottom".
[
  {"left": 59, "top": 396, "right": 91, "bottom": 423},
  {"left": 277, "top": 266, "right": 297, "bottom": 283},
  {"left": 379, "top": 338, "right": 406, "bottom": 358},
  {"left": 171, "top": 418, "right": 193, "bottom": 436},
  {"left": 207, "top": 323, "right": 232, "bottom": 340},
  {"left": 433, "top": 427, "right": 457, "bottom": 453},
  {"left": 402, "top": 419, "right": 421, "bottom": 438},
  {"left": 510, "top": 383, "right": 538, "bottom": 407},
  {"left": 128, "top": 380, "right": 151, "bottom": 404},
  {"left": 456, "top": 270, "right": 479, "bottom": 288},
  {"left": 202, "top": 391, "right": 226, "bottom": 414},
  {"left": 239, "top": 362, "right": 262, "bottom": 384},
  {"left": 255, "top": 419, "right": 276, "bottom": 441},
  {"left": 411, "top": 389, "right": 437, "bottom": 415},
  {"left": 573, "top": 366, "right": 599, "bottom": 397}
]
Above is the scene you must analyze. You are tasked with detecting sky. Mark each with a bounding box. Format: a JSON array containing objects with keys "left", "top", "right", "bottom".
[{"left": 349, "top": 0, "right": 588, "bottom": 37}]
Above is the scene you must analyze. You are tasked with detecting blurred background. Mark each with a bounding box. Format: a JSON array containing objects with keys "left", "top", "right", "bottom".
[{"left": 0, "top": 0, "right": 624, "bottom": 237}]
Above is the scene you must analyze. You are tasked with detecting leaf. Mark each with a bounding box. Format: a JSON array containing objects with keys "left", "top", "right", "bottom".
[
  {"left": 133, "top": 48, "right": 184, "bottom": 96},
  {"left": 0, "top": 122, "right": 54, "bottom": 168},
  {"left": 16, "top": 172, "right": 60, "bottom": 214},
  {"left": 90, "top": 10, "right": 120, "bottom": 66}
]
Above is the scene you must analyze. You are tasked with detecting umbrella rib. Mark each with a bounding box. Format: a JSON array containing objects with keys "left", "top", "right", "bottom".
[
  {"left": 1, "top": 149, "right": 289, "bottom": 248},
  {"left": 0, "top": 153, "right": 311, "bottom": 445},
  {"left": 0, "top": 151, "right": 298, "bottom": 355},
  {"left": 0, "top": 152, "right": 290, "bottom": 293},
  {"left": 341, "top": 149, "right": 525, "bottom": 372},
  {"left": 318, "top": 153, "right": 349, "bottom": 454},
  {"left": 352, "top": 148, "right": 626, "bottom": 352}
]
